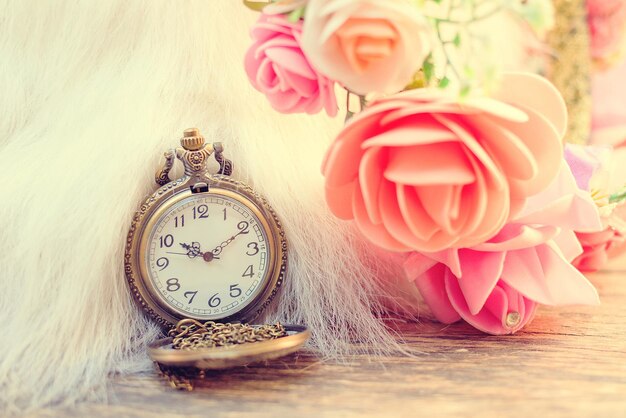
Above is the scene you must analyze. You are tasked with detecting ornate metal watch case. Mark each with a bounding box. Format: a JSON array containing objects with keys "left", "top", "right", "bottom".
[{"left": 124, "top": 128, "right": 288, "bottom": 328}]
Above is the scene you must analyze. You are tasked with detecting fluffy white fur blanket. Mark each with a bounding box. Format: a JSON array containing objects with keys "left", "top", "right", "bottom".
[
  {"left": 0, "top": 0, "right": 534, "bottom": 412},
  {"left": 0, "top": 1, "right": 422, "bottom": 412}
]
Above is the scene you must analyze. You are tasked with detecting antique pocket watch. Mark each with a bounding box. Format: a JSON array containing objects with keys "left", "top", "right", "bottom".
[{"left": 124, "top": 128, "right": 308, "bottom": 377}]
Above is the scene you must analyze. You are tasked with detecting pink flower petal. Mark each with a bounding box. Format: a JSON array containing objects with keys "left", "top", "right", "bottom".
[
  {"left": 361, "top": 118, "right": 459, "bottom": 148},
  {"left": 446, "top": 274, "right": 537, "bottom": 335},
  {"left": 552, "top": 229, "right": 584, "bottom": 262},
  {"left": 403, "top": 252, "right": 439, "bottom": 281},
  {"left": 464, "top": 97, "right": 529, "bottom": 122},
  {"left": 396, "top": 185, "right": 443, "bottom": 243},
  {"left": 515, "top": 162, "right": 603, "bottom": 232},
  {"left": 323, "top": 135, "right": 364, "bottom": 188},
  {"left": 379, "top": 180, "right": 435, "bottom": 249},
  {"left": 456, "top": 249, "right": 506, "bottom": 315},
  {"left": 473, "top": 224, "right": 559, "bottom": 252},
  {"left": 352, "top": 185, "right": 409, "bottom": 252},
  {"left": 325, "top": 182, "right": 356, "bottom": 220},
  {"left": 359, "top": 147, "right": 386, "bottom": 224},
  {"left": 495, "top": 72, "right": 568, "bottom": 139},
  {"left": 502, "top": 242, "right": 600, "bottom": 306},
  {"left": 471, "top": 113, "right": 537, "bottom": 182},
  {"left": 414, "top": 264, "right": 461, "bottom": 324},
  {"left": 385, "top": 142, "right": 476, "bottom": 186},
  {"left": 245, "top": 13, "right": 337, "bottom": 117},
  {"left": 494, "top": 103, "right": 563, "bottom": 197}
]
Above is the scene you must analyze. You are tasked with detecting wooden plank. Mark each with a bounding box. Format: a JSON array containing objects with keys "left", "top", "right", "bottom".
[{"left": 30, "top": 257, "right": 626, "bottom": 418}]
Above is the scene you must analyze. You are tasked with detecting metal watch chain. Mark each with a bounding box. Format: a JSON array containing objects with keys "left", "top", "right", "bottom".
[{"left": 156, "top": 319, "right": 287, "bottom": 390}]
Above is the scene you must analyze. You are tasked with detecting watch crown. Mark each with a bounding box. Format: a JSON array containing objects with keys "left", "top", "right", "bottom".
[{"left": 180, "top": 128, "right": 205, "bottom": 151}]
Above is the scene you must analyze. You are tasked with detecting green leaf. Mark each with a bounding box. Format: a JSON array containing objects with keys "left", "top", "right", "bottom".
[
  {"left": 463, "top": 65, "right": 476, "bottom": 78},
  {"left": 453, "top": 33, "right": 461, "bottom": 47},
  {"left": 287, "top": 7, "right": 305, "bottom": 22},
  {"left": 459, "top": 83, "right": 471, "bottom": 98},
  {"left": 243, "top": 0, "right": 269, "bottom": 12},
  {"left": 438, "top": 76, "right": 450, "bottom": 88},
  {"left": 405, "top": 70, "right": 427, "bottom": 90},
  {"left": 422, "top": 55, "right": 434, "bottom": 83}
]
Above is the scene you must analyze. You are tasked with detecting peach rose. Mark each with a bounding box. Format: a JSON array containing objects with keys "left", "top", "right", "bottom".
[
  {"left": 322, "top": 73, "right": 567, "bottom": 252},
  {"left": 301, "top": 0, "right": 431, "bottom": 95}
]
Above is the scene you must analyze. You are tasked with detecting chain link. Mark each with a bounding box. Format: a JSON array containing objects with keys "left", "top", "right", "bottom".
[{"left": 156, "top": 319, "right": 287, "bottom": 390}]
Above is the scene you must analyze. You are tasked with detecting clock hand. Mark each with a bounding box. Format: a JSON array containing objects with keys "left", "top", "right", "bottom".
[
  {"left": 180, "top": 242, "right": 202, "bottom": 258},
  {"left": 166, "top": 251, "right": 194, "bottom": 257},
  {"left": 178, "top": 242, "right": 222, "bottom": 262},
  {"left": 211, "top": 221, "right": 250, "bottom": 257},
  {"left": 166, "top": 251, "right": 220, "bottom": 259},
  {"left": 211, "top": 235, "right": 235, "bottom": 257}
]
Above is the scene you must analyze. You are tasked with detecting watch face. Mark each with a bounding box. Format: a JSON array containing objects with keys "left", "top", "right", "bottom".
[{"left": 142, "top": 192, "right": 273, "bottom": 321}]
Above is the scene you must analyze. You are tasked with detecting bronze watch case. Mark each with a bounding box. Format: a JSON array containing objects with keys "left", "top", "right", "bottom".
[{"left": 123, "top": 129, "right": 288, "bottom": 328}]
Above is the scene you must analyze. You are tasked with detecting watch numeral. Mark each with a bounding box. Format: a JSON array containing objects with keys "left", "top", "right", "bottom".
[
  {"left": 229, "top": 284, "right": 242, "bottom": 298},
  {"left": 193, "top": 205, "right": 209, "bottom": 219},
  {"left": 242, "top": 265, "right": 255, "bottom": 278},
  {"left": 184, "top": 291, "right": 197, "bottom": 304},
  {"left": 237, "top": 221, "right": 250, "bottom": 234},
  {"left": 174, "top": 215, "right": 185, "bottom": 228},
  {"left": 156, "top": 257, "right": 169, "bottom": 271},
  {"left": 166, "top": 278, "right": 180, "bottom": 292},
  {"left": 208, "top": 293, "right": 221, "bottom": 308},
  {"left": 246, "top": 242, "right": 259, "bottom": 256},
  {"left": 223, "top": 208, "right": 227, "bottom": 221},
  {"left": 160, "top": 234, "right": 174, "bottom": 248}
]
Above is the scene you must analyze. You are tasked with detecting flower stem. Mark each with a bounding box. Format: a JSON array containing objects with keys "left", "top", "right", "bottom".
[{"left": 609, "top": 187, "right": 626, "bottom": 204}]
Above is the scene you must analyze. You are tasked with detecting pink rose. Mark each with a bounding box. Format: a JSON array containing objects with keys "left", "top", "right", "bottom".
[
  {"left": 245, "top": 13, "right": 338, "bottom": 116},
  {"left": 405, "top": 223, "right": 599, "bottom": 335},
  {"left": 415, "top": 263, "right": 538, "bottom": 335},
  {"left": 572, "top": 228, "right": 626, "bottom": 272},
  {"left": 301, "top": 0, "right": 431, "bottom": 95},
  {"left": 587, "top": 0, "right": 626, "bottom": 65},
  {"left": 403, "top": 163, "right": 602, "bottom": 335},
  {"left": 322, "top": 73, "right": 567, "bottom": 252},
  {"left": 563, "top": 145, "right": 626, "bottom": 272}
]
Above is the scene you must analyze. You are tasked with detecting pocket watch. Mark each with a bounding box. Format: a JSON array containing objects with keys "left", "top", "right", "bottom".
[{"left": 124, "top": 128, "right": 308, "bottom": 377}]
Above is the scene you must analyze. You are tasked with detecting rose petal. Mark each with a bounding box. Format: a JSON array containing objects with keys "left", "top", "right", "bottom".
[
  {"left": 385, "top": 142, "right": 476, "bottom": 186},
  {"left": 501, "top": 241, "right": 600, "bottom": 306},
  {"left": 414, "top": 264, "right": 461, "bottom": 324},
  {"left": 495, "top": 72, "right": 568, "bottom": 139},
  {"left": 352, "top": 185, "right": 409, "bottom": 252},
  {"left": 456, "top": 249, "right": 506, "bottom": 315}
]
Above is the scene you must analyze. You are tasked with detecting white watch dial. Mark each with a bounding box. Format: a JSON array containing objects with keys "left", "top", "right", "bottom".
[{"left": 145, "top": 194, "right": 270, "bottom": 320}]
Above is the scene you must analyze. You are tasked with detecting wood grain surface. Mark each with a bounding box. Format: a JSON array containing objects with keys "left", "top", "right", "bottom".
[{"left": 30, "top": 257, "right": 626, "bottom": 418}]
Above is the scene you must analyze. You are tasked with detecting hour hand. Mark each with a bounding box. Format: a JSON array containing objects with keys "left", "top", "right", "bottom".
[
  {"left": 172, "top": 242, "right": 220, "bottom": 262},
  {"left": 180, "top": 242, "right": 202, "bottom": 258}
]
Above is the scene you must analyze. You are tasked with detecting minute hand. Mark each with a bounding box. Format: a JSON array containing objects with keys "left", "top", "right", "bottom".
[{"left": 211, "top": 222, "right": 249, "bottom": 256}]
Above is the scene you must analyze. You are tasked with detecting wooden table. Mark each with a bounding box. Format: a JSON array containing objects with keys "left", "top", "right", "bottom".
[{"left": 32, "top": 257, "right": 626, "bottom": 418}]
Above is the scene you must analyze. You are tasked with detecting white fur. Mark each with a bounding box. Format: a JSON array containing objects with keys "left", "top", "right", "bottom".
[
  {"left": 0, "top": 1, "right": 529, "bottom": 412},
  {"left": 0, "top": 1, "right": 420, "bottom": 412}
]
